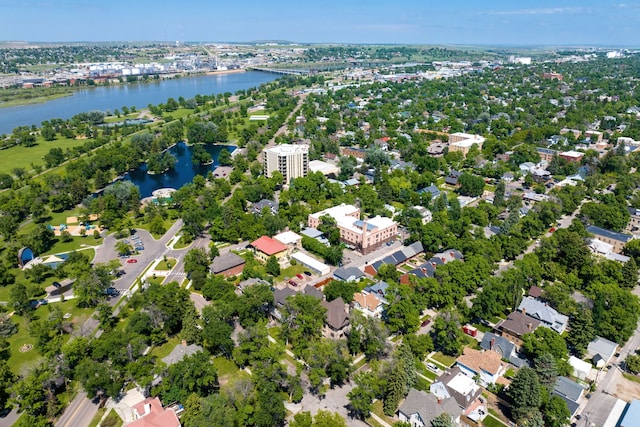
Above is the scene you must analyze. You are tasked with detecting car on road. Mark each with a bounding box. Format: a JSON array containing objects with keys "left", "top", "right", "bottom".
[
  {"left": 135, "top": 246, "right": 144, "bottom": 251},
  {"left": 127, "top": 259, "right": 138, "bottom": 263},
  {"left": 105, "top": 287, "right": 119, "bottom": 296},
  {"left": 296, "top": 273, "right": 304, "bottom": 279},
  {"left": 303, "top": 271, "right": 312, "bottom": 276}
]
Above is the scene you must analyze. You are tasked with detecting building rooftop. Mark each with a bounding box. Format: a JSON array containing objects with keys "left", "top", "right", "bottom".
[
  {"left": 265, "top": 144, "right": 309, "bottom": 155},
  {"left": 398, "top": 388, "right": 460, "bottom": 426},
  {"left": 322, "top": 297, "right": 350, "bottom": 330},
  {"left": 210, "top": 252, "right": 246, "bottom": 274},
  {"left": 273, "top": 231, "right": 302, "bottom": 246},
  {"left": 586, "top": 225, "right": 633, "bottom": 243},
  {"left": 250, "top": 236, "right": 288, "bottom": 256},
  {"left": 587, "top": 336, "right": 618, "bottom": 362},
  {"left": 518, "top": 296, "right": 569, "bottom": 333},
  {"left": 353, "top": 291, "right": 384, "bottom": 312},
  {"left": 129, "top": 397, "right": 181, "bottom": 427},
  {"left": 457, "top": 347, "right": 504, "bottom": 376},
  {"left": 499, "top": 311, "right": 541, "bottom": 336}
]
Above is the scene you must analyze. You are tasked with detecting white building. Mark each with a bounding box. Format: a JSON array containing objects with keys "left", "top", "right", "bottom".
[
  {"left": 263, "top": 144, "right": 309, "bottom": 183},
  {"left": 448, "top": 132, "right": 485, "bottom": 156}
]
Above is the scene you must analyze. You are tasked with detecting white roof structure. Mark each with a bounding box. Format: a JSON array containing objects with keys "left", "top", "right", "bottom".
[
  {"left": 568, "top": 356, "right": 592, "bottom": 380},
  {"left": 309, "top": 204, "right": 359, "bottom": 221},
  {"left": 589, "top": 238, "right": 614, "bottom": 255},
  {"left": 291, "top": 252, "right": 330, "bottom": 276},
  {"left": 273, "top": 231, "right": 302, "bottom": 246},
  {"left": 309, "top": 160, "right": 339, "bottom": 176},
  {"left": 266, "top": 144, "right": 308, "bottom": 155}
]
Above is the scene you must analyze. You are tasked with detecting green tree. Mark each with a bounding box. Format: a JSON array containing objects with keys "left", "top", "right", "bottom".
[
  {"left": 312, "top": 410, "right": 348, "bottom": 427},
  {"left": 566, "top": 306, "right": 595, "bottom": 357},
  {"left": 281, "top": 294, "right": 327, "bottom": 353},
  {"left": 290, "top": 411, "right": 312, "bottom": 427},
  {"left": 324, "top": 280, "right": 358, "bottom": 303},
  {"left": 507, "top": 367, "right": 542, "bottom": 422},
  {"left": 534, "top": 353, "right": 558, "bottom": 390},
  {"left": 543, "top": 395, "right": 570, "bottom": 427},
  {"left": 265, "top": 255, "right": 281, "bottom": 276},
  {"left": 184, "top": 248, "right": 210, "bottom": 276},
  {"left": 458, "top": 172, "right": 485, "bottom": 197},
  {"left": 432, "top": 311, "right": 464, "bottom": 356},
  {"left": 159, "top": 351, "right": 218, "bottom": 403},
  {"left": 431, "top": 413, "right": 455, "bottom": 427},
  {"left": 626, "top": 353, "right": 640, "bottom": 374}
]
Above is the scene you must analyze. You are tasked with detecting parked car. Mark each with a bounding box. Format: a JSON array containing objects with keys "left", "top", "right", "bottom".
[
  {"left": 105, "top": 287, "right": 119, "bottom": 296},
  {"left": 303, "top": 271, "right": 312, "bottom": 276},
  {"left": 127, "top": 259, "right": 138, "bottom": 263},
  {"left": 427, "top": 363, "right": 438, "bottom": 372},
  {"left": 421, "top": 319, "right": 431, "bottom": 327},
  {"left": 296, "top": 273, "right": 304, "bottom": 280},
  {"left": 52, "top": 281, "right": 61, "bottom": 288},
  {"left": 288, "top": 280, "right": 298, "bottom": 287}
]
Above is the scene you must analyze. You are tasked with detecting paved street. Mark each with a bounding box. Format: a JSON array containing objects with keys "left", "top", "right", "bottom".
[{"left": 54, "top": 392, "right": 99, "bottom": 427}]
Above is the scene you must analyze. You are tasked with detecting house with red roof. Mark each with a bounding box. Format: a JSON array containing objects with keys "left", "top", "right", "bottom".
[
  {"left": 250, "top": 236, "right": 290, "bottom": 266},
  {"left": 126, "top": 397, "right": 181, "bottom": 427}
]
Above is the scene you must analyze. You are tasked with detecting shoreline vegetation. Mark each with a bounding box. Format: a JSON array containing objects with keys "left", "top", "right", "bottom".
[{"left": 0, "top": 68, "right": 247, "bottom": 108}]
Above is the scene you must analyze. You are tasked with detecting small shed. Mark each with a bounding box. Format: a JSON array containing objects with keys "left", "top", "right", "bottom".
[{"left": 568, "top": 356, "right": 591, "bottom": 380}]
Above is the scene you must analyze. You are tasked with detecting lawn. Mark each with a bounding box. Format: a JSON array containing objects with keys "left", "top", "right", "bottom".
[
  {"left": 268, "top": 326, "right": 282, "bottom": 341},
  {"left": 276, "top": 264, "right": 307, "bottom": 283},
  {"left": 213, "top": 357, "right": 240, "bottom": 377},
  {"left": 483, "top": 414, "right": 508, "bottom": 427},
  {"left": 370, "top": 400, "right": 396, "bottom": 425},
  {"left": 6, "top": 314, "right": 42, "bottom": 375},
  {"left": 155, "top": 257, "right": 177, "bottom": 271},
  {"left": 134, "top": 217, "right": 174, "bottom": 239},
  {"left": 89, "top": 408, "right": 123, "bottom": 427},
  {"left": 430, "top": 352, "right": 457, "bottom": 368},
  {"left": 43, "top": 240, "right": 99, "bottom": 258},
  {"left": 173, "top": 236, "right": 192, "bottom": 249},
  {"left": 416, "top": 362, "right": 438, "bottom": 381},
  {"left": 415, "top": 375, "right": 431, "bottom": 392},
  {"left": 0, "top": 135, "right": 88, "bottom": 173}
]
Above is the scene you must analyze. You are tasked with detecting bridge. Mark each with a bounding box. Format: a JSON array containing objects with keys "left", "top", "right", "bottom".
[{"left": 249, "top": 67, "right": 312, "bottom": 75}]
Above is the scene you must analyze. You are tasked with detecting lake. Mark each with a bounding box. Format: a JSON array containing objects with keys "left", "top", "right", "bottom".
[
  {"left": 124, "top": 142, "right": 234, "bottom": 198},
  {"left": 0, "top": 71, "right": 278, "bottom": 135}
]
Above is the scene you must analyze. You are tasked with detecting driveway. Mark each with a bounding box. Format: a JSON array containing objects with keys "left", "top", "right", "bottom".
[{"left": 296, "top": 383, "right": 368, "bottom": 427}]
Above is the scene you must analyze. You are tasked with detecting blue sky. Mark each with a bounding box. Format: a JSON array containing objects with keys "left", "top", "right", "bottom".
[{"left": 1, "top": 0, "right": 639, "bottom": 46}]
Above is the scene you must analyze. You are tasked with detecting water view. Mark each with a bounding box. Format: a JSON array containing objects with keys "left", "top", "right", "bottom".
[
  {"left": 0, "top": 71, "right": 277, "bottom": 135},
  {"left": 124, "top": 142, "right": 234, "bottom": 198}
]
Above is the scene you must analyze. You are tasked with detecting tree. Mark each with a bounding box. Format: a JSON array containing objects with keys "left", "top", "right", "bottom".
[
  {"left": 566, "top": 306, "right": 595, "bottom": 357},
  {"left": 377, "top": 263, "right": 401, "bottom": 283},
  {"left": 0, "top": 360, "right": 14, "bottom": 410},
  {"left": 201, "top": 306, "right": 234, "bottom": 357},
  {"left": 324, "top": 280, "right": 358, "bottom": 303},
  {"left": 534, "top": 353, "right": 558, "bottom": 390},
  {"left": 522, "top": 327, "right": 568, "bottom": 361},
  {"left": 626, "top": 353, "right": 640, "bottom": 374},
  {"left": 184, "top": 248, "right": 210, "bottom": 276},
  {"left": 281, "top": 294, "right": 327, "bottom": 353},
  {"left": 458, "top": 172, "right": 485, "bottom": 197},
  {"left": 507, "top": 367, "right": 542, "bottom": 422},
  {"left": 431, "top": 413, "right": 455, "bottom": 427},
  {"left": 265, "top": 255, "right": 281, "bottom": 276},
  {"left": 312, "top": 410, "right": 348, "bottom": 427},
  {"left": 9, "top": 283, "right": 31, "bottom": 315},
  {"left": 290, "top": 411, "right": 312, "bottom": 427},
  {"left": 493, "top": 180, "right": 506, "bottom": 208},
  {"left": 621, "top": 257, "right": 639, "bottom": 288},
  {"left": 218, "top": 148, "right": 232, "bottom": 166},
  {"left": 160, "top": 351, "right": 218, "bottom": 403},
  {"left": 431, "top": 312, "right": 463, "bottom": 356},
  {"left": 543, "top": 395, "right": 571, "bottom": 427}
]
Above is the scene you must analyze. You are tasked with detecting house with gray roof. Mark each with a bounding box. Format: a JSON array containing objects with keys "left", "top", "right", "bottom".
[
  {"left": 251, "top": 199, "right": 278, "bottom": 215},
  {"left": 322, "top": 297, "right": 350, "bottom": 339},
  {"left": 417, "top": 185, "right": 441, "bottom": 199},
  {"left": 397, "top": 388, "right": 461, "bottom": 427},
  {"left": 497, "top": 311, "right": 541, "bottom": 347},
  {"left": 586, "top": 336, "right": 618, "bottom": 368},
  {"left": 333, "top": 267, "right": 364, "bottom": 282},
  {"left": 552, "top": 376, "right": 587, "bottom": 417},
  {"left": 518, "top": 296, "right": 569, "bottom": 334},
  {"left": 162, "top": 343, "right": 204, "bottom": 366},
  {"left": 480, "top": 332, "right": 529, "bottom": 368}
]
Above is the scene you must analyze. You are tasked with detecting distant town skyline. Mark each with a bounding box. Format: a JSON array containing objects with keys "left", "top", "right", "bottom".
[{"left": 1, "top": 0, "right": 639, "bottom": 47}]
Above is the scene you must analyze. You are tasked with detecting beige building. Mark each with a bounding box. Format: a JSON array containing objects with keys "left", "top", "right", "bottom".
[
  {"left": 448, "top": 132, "right": 485, "bottom": 156},
  {"left": 308, "top": 204, "right": 397, "bottom": 254},
  {"left": 263, "top": 144, "right": 309, "bottom": 184}
]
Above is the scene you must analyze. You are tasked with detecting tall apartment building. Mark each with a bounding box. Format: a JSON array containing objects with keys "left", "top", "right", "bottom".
[{"left": 263, "top": 144, "right": 309, "bottom": 183}]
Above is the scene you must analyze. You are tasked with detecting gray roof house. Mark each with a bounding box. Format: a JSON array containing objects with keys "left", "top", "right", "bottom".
[
  {"left": 398, "top": 388, "right": 461, "bottom": 427},
  {"left": 518, "top": 296, "right": 569, "bottom": 334},
  {"left": 322, "top": 297, "right": 350, "bottom": 338},
  {"left": 417, "top": 185, "right": 441, "bottom": 199},
  {"left": 333, "top": 266, "right": 365, "bottom": 282},
  {"left": 552, "top": 376, "right": 587, "bottom": 417},
  {"left": 586, "top": 336, "right": 618, "bottom": 368},
  {"left": 162, "top": 343, "right": 204, "bottom": 366},
  {"left": 210, "top": 252, "right": 246, "bottom": 275},
  {"left": 480, "top": 332, "right": 529, "bottom": 368}
]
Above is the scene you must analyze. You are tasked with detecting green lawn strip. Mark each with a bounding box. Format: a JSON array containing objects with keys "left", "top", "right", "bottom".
[
  {"left": 353, "top": 357, "right": 367, "bottom": 370},
  {"left": 276, "top": 264, "right": 307, "bottom": 283},
  {"left": 430, "top": 352, "right": 456, "bottom": 368},
  {"left": 173, "top": 236, "right": 192, "bottom": 249},
  {"left": 370, "top": 400, "right": 396, "bottom": 425},
  {"left": 415, "top": 362, "right": 438, "bottom": 381},
  {"left": 483, "top": 414, "right": 509, "bottom": 427},
  {"left": 415, "top": 375, "right": 431, "bottom": 392},
  {"left": 623, "top": 373, "right": 640, "bottom": 384},
  {"left": 472, "top": 322, "right": 492, "bottom": 333},
  {"left": 365, "top": 416, "right": 385, "bottom": 427},
  {"left": 42, "top": 239, "right": 100, "bottom": 257},
  {"left": 88, "top": 407, "right": 107, "bottom": 427},
  {"left": 162, "top": 108, "right": 195, "bottom": 120},
  {"left": 149, "top": 337, "right": 181, "bottom": 360},
  {"left": 155, "top": 258, "right": 177, "bottom": 271},
  {"left": 268, "top": 326, "right": 282, "bottom": 341}
]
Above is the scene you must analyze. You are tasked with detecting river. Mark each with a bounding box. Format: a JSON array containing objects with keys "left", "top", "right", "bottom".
[{"left": 0, "top": 71, "right": 278, "bottom": 135}]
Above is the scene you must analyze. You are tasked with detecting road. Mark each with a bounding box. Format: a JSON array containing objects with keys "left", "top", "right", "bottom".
[{"left": 54, "top": 392, "right": 99, "bottom": 427}]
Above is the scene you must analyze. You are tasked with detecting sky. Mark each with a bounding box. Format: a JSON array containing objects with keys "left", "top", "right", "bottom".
[{"left": 1, "top": 0, "right": 639, "bottom": 47}]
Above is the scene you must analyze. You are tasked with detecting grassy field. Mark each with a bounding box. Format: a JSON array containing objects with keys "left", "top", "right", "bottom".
[
  {"left": 149, "top": 336, "right": 180, "bottom": 360},
  {"left": 370, "top": 400, "right": 396, "bottom": 425},
  {"left": 0, "top": 135, "right": 88, "bottom": 173},
  {"left": 155, "top": 258, "right": 176, "bottom": 271},
  {"left": 483, "top": 414, "right": 509, "bottom": 427},
  {"left": 431, "top": 352, "right": 457, "bottom": 367},
  {"left": 213, "top": 356, "right": 240, "bottom": 377}
]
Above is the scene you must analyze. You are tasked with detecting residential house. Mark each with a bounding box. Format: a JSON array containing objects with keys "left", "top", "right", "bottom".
[
  {"left": 552, "top": 376, "right": 587, "bottom": 418},
  {"left": 586, "top": 336, "right": 618, "bottom": 368},
  {"left": 586, "top": 225, "right": 633, "bottom": 254},
  {"left": 497, "top": 311, "right": 541, "bottom": 347},
  {"left": 627, "top": 207, "right": 640, "bottom": 233},
  {"left": 431, "top": 367, "right": 486, "bottom": 421},
  {"left": 300, "top": 227, "right": 330, "bottom": 246},
  {"left": 397, "top": 388, "right": 461, "bottom": 427},
  {"left": 322, "top": 297, "right": 350, "bottom": 339},
  {"left": 427, "top": 141, "right": 447, "bottom": 156},
  {"left": 352, "top": 291, "right": 385, "bottom": 318},
  {"left": 161, "top": 342, "right": 204, "bottom": 366},
  {"left": 456, "top": 347, "right": 507, "bottom": 386},
  {"left": 250, "top": 236, "right": 289, "bottom": 266},
  {"left": 127, "top": 397, "right": 181, "bottom": 427},
  {"left": 417, "top": 185, "right": 441, "bottom": 199},
  {"left": 480, "top": 332, "right": 528, "bottom": 368},
  {"left": 251, "top": 199, "right": 278, "bottom": 215},
  {"left": 333, "top": 266, "right": 365, "bottom": 282},
  {"left": 559, "top": 150, "right": 584, "bottom": 163},
  {"left": 517, "top": 296, "right": 569, "bottom": 334},
  {"left": 209, "top": 252, "right": 246, "bottom": 278},
  {"left": 445, "top": 170, "right": 462, "bottom": 186},
  {"left": 537, "top": 147, "right": 558, "bottom": 162},
  {"left": 411, "top": 206, "right": 433, "bottom": 224}
]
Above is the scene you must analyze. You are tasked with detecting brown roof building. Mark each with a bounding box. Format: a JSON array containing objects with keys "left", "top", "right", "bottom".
[
  {"left": 322, "top": 297, "right": 350, "bottom": 339},
  {"left": 497, "top": 311, "right": 541, "bottom": 346},
  {"left": 210, "top": 252, "right": 246, "bottom": 277}
]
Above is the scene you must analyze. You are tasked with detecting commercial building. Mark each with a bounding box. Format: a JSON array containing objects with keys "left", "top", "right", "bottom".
[
  {"left": 447, "top": 133, "right": 485, "bottom": 156},
  {"left": 308, "top": 204, "right": 397, "bottom": 254},
  {"left": 263, "top": 144, "right": 309, "bottom": 184},
  {"left": 586, "top": 225, "right": 634, "bottom": 254}
]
